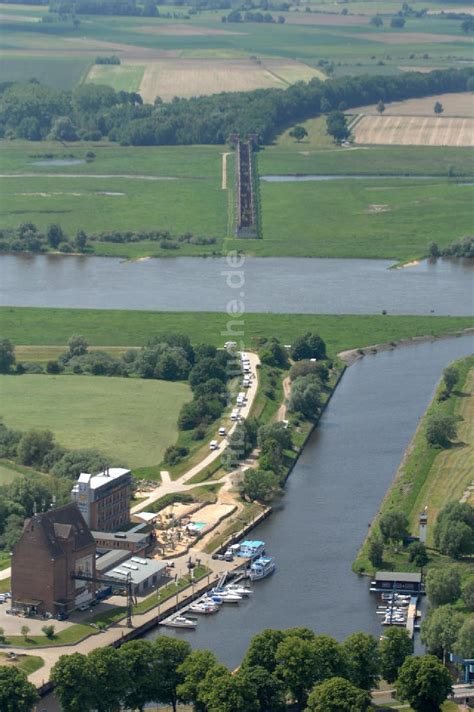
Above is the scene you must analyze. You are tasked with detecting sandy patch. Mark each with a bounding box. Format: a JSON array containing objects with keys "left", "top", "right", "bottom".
[
  {"left": 366, "top": 203, "right": 390, "bottom": 213},
  {"left": 353, "top": 114, "right": 474, "bottom": 147},
  {"left": 358, "top": 31, "right": 472, "bottom": 44},
  {"left": 0, "top": 13, "right": 40, "bottom": 22},
  {"left": 353, "top": 92, "right": 474, "bottom": 118},
  {"left": 398, "top": 66, "right": 443, "bottom": 74},
  {"left": 285, "top": 11, "right": 368, "bottom": 25},
  {"left": 136, "top": 23, "right": 245, "bottom": 36}
]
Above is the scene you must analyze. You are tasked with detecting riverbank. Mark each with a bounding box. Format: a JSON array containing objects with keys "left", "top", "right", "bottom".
[
  {"left": 353, "top": 353, "right": 474, "bottom": 577},
  {"left": 1, "top": 307, "right": 473, "bottom": 360}
]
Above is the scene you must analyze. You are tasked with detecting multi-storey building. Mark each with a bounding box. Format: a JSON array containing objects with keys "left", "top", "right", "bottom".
[
  {"left": 71, "top": 467, "right": 132, "bottom": 531},
  {"left": 11, "top": 504, "right": 96, "bottom": 616}
]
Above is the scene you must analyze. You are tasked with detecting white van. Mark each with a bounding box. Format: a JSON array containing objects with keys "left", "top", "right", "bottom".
[
  {"left": 209, "top": 440, "right": 219, "bottom": 451},
  {"left": 231, "top": 409, "right": 240, "bottom": 421},
  {"left": 240, "top": 352, "right": 247, "bottom": 361},
  {"left": 218, "top": 427, "right": 226, "bottom": 436},
  {"left": 242, "top": 378, "right": 250, "bottom": 388}
]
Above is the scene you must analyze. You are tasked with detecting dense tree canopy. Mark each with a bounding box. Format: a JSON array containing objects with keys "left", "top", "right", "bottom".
[
  {"left": 0, "top": 666, "right": 39, "bottom": 712},
  {"left": 0, "top": 67, "right": 472, "bottom": 146},
  {"left": 396, "top": 655, "right": 452, "bottom": 712}
]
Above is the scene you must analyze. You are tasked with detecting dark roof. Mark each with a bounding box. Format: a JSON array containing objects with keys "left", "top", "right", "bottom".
[
  {"left": 91, "top": 530, "right": 149, "bottom": 544},
  {"left": 375, "top": 572, "right": 422, "bottom": 583},
  {"left": 28, "top": 504, "right": 95, "bottom": 559}
]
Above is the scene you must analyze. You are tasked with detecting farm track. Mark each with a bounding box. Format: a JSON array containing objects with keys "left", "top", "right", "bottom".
[{"left": 0, "top": 173, "right": 177, "bottom": 180}]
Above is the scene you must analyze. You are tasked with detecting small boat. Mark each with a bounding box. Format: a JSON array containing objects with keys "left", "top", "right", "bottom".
[
  {"left": 162, "top": 615, "right": 198, "bottom": 629},
  {"left": 225, "top": 583, "right": 253, "bottom": 597},
  {"left": 188, "top": 602, "right": 218, "bottom": 615},
  {"left": 201, "top": 594, "right": 224, "bottom": 606},
  {"left": 210, "top": 588, "right": 242, "bottom": 603},
  {"left": 249, "top": 556, "right": 276, "bottom": 581}
]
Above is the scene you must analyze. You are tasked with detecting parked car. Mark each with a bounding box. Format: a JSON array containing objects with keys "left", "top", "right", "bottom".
[
  {"left": 78, "top": 604, "right": 90, "bottom": 612},
  {"left": 218, "top": 427, "right": 226, "bottom": 436},
  {"left": 209, "top": 440, "right": 219, "bottom": 451}
]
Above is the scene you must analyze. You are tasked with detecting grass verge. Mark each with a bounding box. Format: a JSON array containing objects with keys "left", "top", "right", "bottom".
[{"left": 353, "top": 354, "right": 474, "bottom": 574}]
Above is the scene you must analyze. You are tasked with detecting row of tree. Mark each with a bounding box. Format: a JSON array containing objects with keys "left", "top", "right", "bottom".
[
  {"left": 1, "top": 67, "right": 472, "bottom": 145},
  {"left": 1, "top": 626, "right": 456, "bottom": 712}
]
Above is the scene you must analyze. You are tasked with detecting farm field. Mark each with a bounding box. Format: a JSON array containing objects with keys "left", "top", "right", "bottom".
[
  {"left": 353, "top": 91, "right": 474, "bottom": 117},
  {"left": 85, "top": 57, "right": 325, "bottom": 101},
  {"left": 0, "top": 5, "right": 473, "bottom": 91},
  {"left": 2, "top": 306, "right": 472, "bottom": 360},
  {"left": 352, "top": 115, "right": 474, "bottom": 147},
  {"left": 0, "top": 375, "right": 191, "bottom": 468},
  {"left": 258, "top": 117, "right": 474, "bottom": 176},
  {"left": 255, "top": 177, "right": 473, "bottom": 259}
]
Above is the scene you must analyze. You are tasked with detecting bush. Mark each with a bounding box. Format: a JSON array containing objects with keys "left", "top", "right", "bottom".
[
  {"left": 46, "top": 360, "right": 63, "bottom": 374},
  {"left": 164, "top": 445, "right": 189, "bottom": 466},
  {"left": 425, "top": 413, "right": 457, "bottom": 447},
  {"left": 42, "top": 624, "right": 56, "bottom": 639}
]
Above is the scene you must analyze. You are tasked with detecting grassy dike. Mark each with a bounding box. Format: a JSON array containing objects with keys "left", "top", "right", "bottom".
[
  {"left": 1, "top": 307, "right": 473, "bottom": 360},
  {"left": 353, "top": 354, "right": 474, "bottom": 577}
]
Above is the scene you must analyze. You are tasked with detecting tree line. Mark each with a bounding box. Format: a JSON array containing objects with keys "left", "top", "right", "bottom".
[
  {"left": 0, "top": 67, "right": 472, "bottom": 146},
  {"left": 1, "top": 626, "right": 456, "bottom": 712},
  {"left": 0, "top": 222, "right": 216, "bottom": 254}
]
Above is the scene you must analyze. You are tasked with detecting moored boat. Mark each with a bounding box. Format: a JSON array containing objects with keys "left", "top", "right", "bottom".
[
  {"left": 249, "top": 556, "right": 276, "bottom": 581},
  {"left": 162, "top": 615, "right": 198, "bottom": 629},
  {"left": 188, "top": 602, "right": 219, "bottom": 615}
]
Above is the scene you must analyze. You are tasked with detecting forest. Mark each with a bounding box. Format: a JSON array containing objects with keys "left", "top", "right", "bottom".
[{"left": 0, "top": 67, "right": 472, "bottom": 146}]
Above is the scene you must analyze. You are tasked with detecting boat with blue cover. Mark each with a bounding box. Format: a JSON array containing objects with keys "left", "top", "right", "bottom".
[{"left": 249, "top": 556, "right": 276, "bottom": 581}]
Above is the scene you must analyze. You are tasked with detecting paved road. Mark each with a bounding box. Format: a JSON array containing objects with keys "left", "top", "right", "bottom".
[{"left": 132, "top": 352, "right": 260, "bottom": 513}]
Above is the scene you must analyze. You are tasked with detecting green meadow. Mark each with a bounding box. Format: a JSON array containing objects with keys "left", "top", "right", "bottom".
[
  {"left": 256, "top": 177, "right": 474, "bottom": 260},
  {"left": 0, "top": 374, "right": 191, "bottom": 468},
  {"left": 1, "top": 306, "right": 472, "bottom": 360}
]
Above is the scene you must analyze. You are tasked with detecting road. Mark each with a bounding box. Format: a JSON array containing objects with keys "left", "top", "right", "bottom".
[{"left": 132, "top": 352, "right": 260, "bottom": 513}]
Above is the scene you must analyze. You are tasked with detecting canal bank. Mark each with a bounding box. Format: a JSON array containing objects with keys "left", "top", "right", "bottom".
[{"left": 144, "top": 334, "right": 474, "bottom": 668}]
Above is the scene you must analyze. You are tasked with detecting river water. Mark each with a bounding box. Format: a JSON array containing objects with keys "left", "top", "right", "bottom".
[
  {"left": 1, "top": 254, "right": 473, "bottom": 315},
  {"left": 145, "top": 334, "right": 474, "bottom": 668}
]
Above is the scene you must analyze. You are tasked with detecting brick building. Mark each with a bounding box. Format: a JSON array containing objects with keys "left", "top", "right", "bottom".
[
  {"left": 11, "top": 504, "right": 96, "bottom": 616},
  {"left": 70, "top": 467, "right": 132, "bottom": 531}
]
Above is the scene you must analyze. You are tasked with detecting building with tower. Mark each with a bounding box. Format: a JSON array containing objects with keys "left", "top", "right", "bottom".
[
  {"left": 71, "top": 467, "right": 132, "bottom": 532},
  {"left": 11, "top": 503, "right": 96, "bottom": 616}
]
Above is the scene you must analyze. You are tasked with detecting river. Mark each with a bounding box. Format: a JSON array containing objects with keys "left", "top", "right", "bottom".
[
  {"left": 144, "top": 335, "right": 474, "bottom": 668},
  {"left": 1, "top": 254, "right": 473, "bottom": 315}
]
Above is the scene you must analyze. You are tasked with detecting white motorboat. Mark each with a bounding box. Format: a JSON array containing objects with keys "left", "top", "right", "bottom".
[
  {"left": 188, "top": 602, "right": 218, "bottom": 615},
  {"left": 249, "top": 556, "right": 276, "bottom": 581},
  {"left": 225, "top": 583, "right": 253, "bottom": 597},
  {"left": 210, "top": 588, "right": 242, "bottom": 603},
  {"left": 161, "top": 615, "right": 198, "bottom": 629}
]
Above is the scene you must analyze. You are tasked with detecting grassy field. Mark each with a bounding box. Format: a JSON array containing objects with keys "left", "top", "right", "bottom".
[
  {"left": 87, "top": 63, "right": 145, "bottom": 92},
  {"left": 0, "top": 652, "right": 44, "bottom": 675},
  {"left": 1, "top": 139, "right": 473, "bottom": 260},
  {"left": 259, "top": 123, "right": 474, "bottom": 176},
  {"left": 0, "top": 173, "right": 227, "bottom": 239},
  {"left": 0, "top": 374, "right": 191, "bottom": 467},
  {"left": 1, "top": 306, "right": 472, "bottom": 359},
  {"left": 354, "top": 354, "right": 474, "bottom": 572},
  {"left": 256, "top": 177, "right": 474, "bottom": 259}
]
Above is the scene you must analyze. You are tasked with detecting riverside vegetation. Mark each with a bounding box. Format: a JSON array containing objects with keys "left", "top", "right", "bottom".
[{"left": 354, "top": 355, "right": 474, "bottom": 661}]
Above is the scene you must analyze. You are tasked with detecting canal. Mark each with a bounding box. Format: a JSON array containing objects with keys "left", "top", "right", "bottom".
[
  {"left": 1, "top": 253, "right": 473, "bottom": 315},
  {"left": 145, "top": 334, "right": 474, "bottom": 668}
]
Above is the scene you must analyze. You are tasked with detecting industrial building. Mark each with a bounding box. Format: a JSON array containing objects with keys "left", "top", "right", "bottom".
[
  {"left": 101, "top": 555, "right": 168, "bottom": 596},
  {"left": 71, "top": 467, "right": 132, "bottom": 531},
  {"left": 11, "top": 504, "right": 96, "bottom": 616},
  {"left": 92, "top": 527, "right": 154, "bottom": 556}
]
